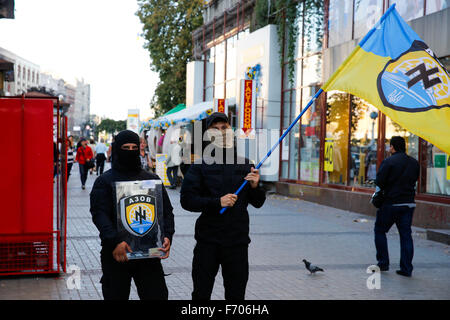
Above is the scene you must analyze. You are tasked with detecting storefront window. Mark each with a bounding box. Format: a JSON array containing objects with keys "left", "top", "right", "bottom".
[
  {"left": 205, "top": 49, "right": 214, "bottom": 88},
  {"left": 324, "top": 91, "right": 350, "bottom": 185},
  {"left": 289, "top": 122, "right": 300, "bottom": 180},
  {"left": 328, "top": 0, "right": 353, "bottom": 47},
  {"left": 283, "top": 62, "right": 297, "bottom": 90},
  {"left": 385, "top": 117, "right": 449, "bottom": 196},
  {"left": 394, "top": 0, "right": 424, "bottom": 21},
  {"left": 281, "top": 126, "right": 290, "bottom": 179},
  {"left": 353, "top": 0, "right": 383, "bottom": 39},
  {"left": 422, "top": 142, "right": 450, "bottom": 196},
  {"left": 281, "top": 160, "right": 289, "bottom": 179},
  {"left": 281, "top": 89, "right": 299, "bottom": 180},
  {"left": 282, "top": 91, "right": 291, "bottom": 127},
  {"left": 288, "top": 90, "right": 299, "bottom": 180},
  {"left": 295, "top": 1, "right": 304, "bottom": 58},
  {"left": 205, "top": 87, "right": 213, "bottom": 101},
  {"left": 349, "top": 97, "right": 379, "bottom": 187},
  {"left": 303, "top": 1, "right": 324, "bottom": 54},
  {"left": 385, "top": 117, "right": 419, "bottom": 160},
  {"left": 300, "top": 87, "right": 321, "bottom": 182},
  {"left": 426, "top": 0, "right": 448, "bottom": 15},
  {"left": 280, "top": 93, "right": 290, "bottom": 177}
]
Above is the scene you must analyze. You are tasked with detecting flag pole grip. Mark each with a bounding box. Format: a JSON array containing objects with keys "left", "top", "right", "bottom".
[{"left": 220, "top": 88, "right": 324, "bottom": 214}]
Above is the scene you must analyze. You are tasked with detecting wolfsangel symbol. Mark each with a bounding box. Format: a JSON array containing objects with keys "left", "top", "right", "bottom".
[
  {"left": 377, "top": 40, "right": 450, "bottom": 112},
  {"left": 121, "top": 194, "right": 157, "bottom": 237}
]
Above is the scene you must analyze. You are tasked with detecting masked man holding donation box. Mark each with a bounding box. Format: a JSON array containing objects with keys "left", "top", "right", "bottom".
[
  {"left": 180, "top": 112, "right": 266, "bottom": 300},
  {"left": 90, "top": 130, "right": 175, "bottom": 300}
]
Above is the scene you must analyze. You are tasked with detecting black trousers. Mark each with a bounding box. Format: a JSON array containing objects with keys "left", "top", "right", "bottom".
[
  {"left": 375, "top": 204, "right": 414, "bottom": 275},
  {"left": 100, "top": 248, "right": 168, "bottom": 300},
  {"left": 167, "top": 166, "right": 178, "bottom": 187},
  {"left": 96, "top": 154, "right": 106, "bottom": 175},
  {"left": 67, "top": 162, "right": 73, "bottom": 181},
  {"left": 192, "top": 242, "right": 249, "bottom": 300},
  {"left": 79, "top": 163, "right": 88, "bottom": 186}
]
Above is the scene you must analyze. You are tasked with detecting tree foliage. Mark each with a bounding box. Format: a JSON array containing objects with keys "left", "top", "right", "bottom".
[
  {"left": 136, "top": 0, "right": 204, "bottom": 117},
  {"left": 96, "top": 118, "right": 126, "bottom": 135},
  {"left": 251, "top": 0, "right": 277, "bottom": 32}
]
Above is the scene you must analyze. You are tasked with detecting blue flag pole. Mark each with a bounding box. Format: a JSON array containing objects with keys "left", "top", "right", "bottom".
[{"left": 220, "top": 88, "right": 324, "bottom": 214}]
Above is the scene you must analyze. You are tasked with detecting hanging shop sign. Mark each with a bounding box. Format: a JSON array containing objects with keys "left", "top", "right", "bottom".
[
  {"left": 214, "top": 98, "right": 228, "bottom": 115},
  {"left": 239, "top": 79, "right": 256, "bottom": 139}
]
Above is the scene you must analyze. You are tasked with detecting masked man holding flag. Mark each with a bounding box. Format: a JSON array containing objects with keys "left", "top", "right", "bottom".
[
  {"left": 180, "top": 112, "right": 266, "bottom": 300},
  {"left": 90, "top": 130, "right": 175, "bottom": 300}
]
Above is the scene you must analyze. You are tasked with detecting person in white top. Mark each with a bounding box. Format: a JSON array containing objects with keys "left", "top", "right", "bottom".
[
  {"left": 165, "top": 137, "right": 181, "bottom": 189},
  {"left": 95, "top": 138, "right": 108, "bottom": 175}
]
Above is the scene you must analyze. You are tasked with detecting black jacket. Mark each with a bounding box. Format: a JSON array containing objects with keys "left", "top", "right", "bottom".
[
  {"left": 90, "top": 168, "right": 175, "bottom": 251},
  {"left": 180, "top": 151, "right": 266, "bottom": 246},
  {"left": 375, "top": 152, "right": 420, "bottom": 205}
]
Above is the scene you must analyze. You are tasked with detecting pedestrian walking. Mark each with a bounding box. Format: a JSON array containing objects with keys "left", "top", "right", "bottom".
[
  {"left": 95, "top": 138, "right": 108, "bottom": 175},
  {"left": 180, "top": 112, "right": 266, "bottom": 300},
  {"left": 90, "top": 130, "right": 175, "bottom": 300},
  {"left": 140, "top": 137, "right": 153, "bottom": 172},
  {"left": 165, "top": 137, "right": 181, "bottom": 189},
  {"left": 67, "top": 135, "right": 75, "bottom": 181},
  {"left": 75, "top": 138, "right": 94, "bottom": 190},
  {"left": 107, "top": 135, "right": 115, "bottom": 163},
  {"left": 373, "top": 136, "right": 420, "bottom": 277},
  {"left": 88, "top": 139, "right": 97, "bottom": 175}
]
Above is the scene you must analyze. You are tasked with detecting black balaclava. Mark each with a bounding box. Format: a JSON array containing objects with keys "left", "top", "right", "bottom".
[{"left": 112, "top": 130, "right": 141, "bottom": 172}]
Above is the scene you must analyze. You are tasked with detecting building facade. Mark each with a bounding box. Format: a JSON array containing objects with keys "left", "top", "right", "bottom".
[
  {"left": 0, "top": 44, "right": 91, "bottom": 138},
  {"left": 189, "top": 0, "right": 450, "bottom": 228},
  {"left": 276, "top": 0, "right": 450, "bottom": 229},
  {"left": 0, "top": 46, "right": 40, "bottom": 96},
  {"left": 72, "top": 79, "right": 91, "bottom": 136}
]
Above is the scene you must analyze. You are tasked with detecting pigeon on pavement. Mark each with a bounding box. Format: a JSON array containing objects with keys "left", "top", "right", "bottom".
[{"left": 302, "top": 259, "right": 324, "bottom": 274}]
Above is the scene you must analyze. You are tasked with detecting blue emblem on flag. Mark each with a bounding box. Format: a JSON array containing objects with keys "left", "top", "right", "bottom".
[{"left": 378, "top": 41, "right": 450, "bottom": 112}]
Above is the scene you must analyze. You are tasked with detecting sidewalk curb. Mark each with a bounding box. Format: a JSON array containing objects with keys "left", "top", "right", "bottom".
[{"left": 426, "top": 229, "right": 450, "bottom": 245}]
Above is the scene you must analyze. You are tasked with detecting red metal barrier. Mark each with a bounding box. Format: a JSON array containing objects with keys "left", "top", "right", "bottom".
[{"left": 0, "top": 96, "right": 66, "bottom": 276}]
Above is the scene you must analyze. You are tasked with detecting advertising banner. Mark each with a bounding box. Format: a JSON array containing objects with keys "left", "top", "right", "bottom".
[
  {"left": 127, "top": 109, "right": 140, "bottom": 134},
  {"left": 214, "top": 98, "right": 228, "bottom": 115},
  {"left": 155, "top": 153, "right": 170, "bottom": 186},
  {"left": 239, "top": 79, "right": 256, "bottom": 139}
]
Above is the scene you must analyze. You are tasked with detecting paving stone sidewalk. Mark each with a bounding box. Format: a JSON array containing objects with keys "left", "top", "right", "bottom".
[{"left": 1, "top": 163, "right": 449, "bottom": 300}]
